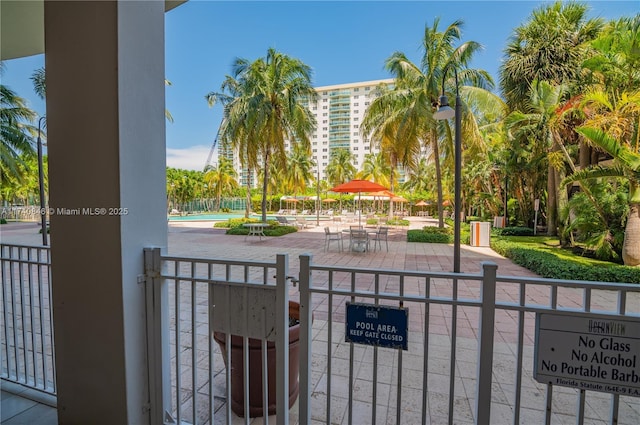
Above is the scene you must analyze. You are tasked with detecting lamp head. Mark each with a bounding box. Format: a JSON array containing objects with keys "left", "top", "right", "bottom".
[{"left": 434, "top": 94, "right": 455, "bottom": 120}]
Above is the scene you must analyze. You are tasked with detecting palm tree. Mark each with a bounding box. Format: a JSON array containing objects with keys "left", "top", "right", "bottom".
[
  {"left": 286, "top": 143, "right": 314, "bottom": 198},
  {"left": 325, "top": 147, "right": 356, "bottom": 187},
  {"left": 500, "top": 1, "right": 603, "bottom": 112},
  {"left": 565, "top": 128, "right": 640, "bottom": 266},
  {"left": 506, "top": 80, "right": 571, "bottom": 235},
  {"left": 204, "top": 157, "right": 238, "bottom": 211},
  {"left": 1, "top": 84, "right": 36, "bottom": 185},
  {"left": 380, "top": 17, "right": 494, "bottom": 226},
  {"left": 357, "top": 152, "right": 390, "bottom": 186},
  {"left": 207, "top": 48, "right": 316, "bottom": 222},
  {"left": 362, "top": 84, "right": 421, "bottom": 218}
]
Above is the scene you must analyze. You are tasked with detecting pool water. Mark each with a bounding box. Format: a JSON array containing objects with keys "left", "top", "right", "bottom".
[{"left": 168, "top": 213, "right": 275, "bottom": 221}]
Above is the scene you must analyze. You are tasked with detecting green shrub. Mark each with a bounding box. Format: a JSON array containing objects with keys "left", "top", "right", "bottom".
[
  {"left": 0, "top": 218, "right": 7, "bottom": 224},
  {"left": 388, "top": 219, "right": 410, "bottom": 226},
  {"left": 214, "top": 217, "right": 259, "bottom": 228},
  {"left": 226, "top": 224, "right": 297, "bottom": 236},
  {"left": 495, "top": 226, "right": 534, "bottom": 236},
  {"left": 407, "top": 229, "right": 450, "bottom": 243},
  {"left": 422, "top": 226, "right": 451, "bottom": 235},
  {"left": 366, "top": 218, "right": 379, "bottom": 225},
  {"left": 491, "top": 239, "right": 640, "bottom": 283}
]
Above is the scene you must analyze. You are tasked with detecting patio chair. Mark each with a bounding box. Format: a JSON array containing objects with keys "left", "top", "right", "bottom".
[
  {"left": 300, "top": 209, "right": 310, "bottom": 215},
  {"left": 369, "top": 226, "right": 389, "bottom": 252},
  {"left": 275, "top": 216, "right": 289, "bottom": 225},
  {"left": 324, "top": 227, "right": 343, "bottom": 252}
]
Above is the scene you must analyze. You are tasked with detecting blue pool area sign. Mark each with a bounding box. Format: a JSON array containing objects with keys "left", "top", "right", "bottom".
[{"left": 346, "top": 303, "right": 408, "bottom": 350}]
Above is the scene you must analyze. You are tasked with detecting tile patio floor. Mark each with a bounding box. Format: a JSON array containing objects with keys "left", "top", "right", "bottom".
[{"left": 1, "top": 218, "right": 639, "bottom": 424}]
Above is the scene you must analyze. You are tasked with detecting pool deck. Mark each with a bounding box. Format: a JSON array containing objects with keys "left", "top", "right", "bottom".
[{"left": 2, "top": 219, "right": 639, "bottom": 425}]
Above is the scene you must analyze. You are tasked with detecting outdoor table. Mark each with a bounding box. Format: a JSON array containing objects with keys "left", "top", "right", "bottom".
[
  {"left": 243, "top": 223, "right": 268, "bottom": 241},
  {"left": 344, "top": 228, "right": 369, "bottom": 252}
]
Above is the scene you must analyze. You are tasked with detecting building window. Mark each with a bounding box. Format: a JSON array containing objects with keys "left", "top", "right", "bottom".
[
  {"left": 322, "top": 156, "right": 327, "bottom": 159},
  {"left": 365, "top": 87, "right": 370, "bottom": 91},
  {"left": 323, "top": 105, "right": 327, "bottom": 109},
  {"left": 354, "top": 88, "right": 359, "bottom": 92},
  {"left": 322, "top": 148, "right": 327, "bottom": 152},
  {"left": 365, "top": 146, "right": 370, "bottom": 150},
  {"left": 323, "top": 120, "right": 327, "bottom": 123},
  {"left": 353, "top": 124, "right": 359, "bottom": 129},
  {"left": 313, "top": 106, "right": 317, "bottom": 110},
  {"left": 354, "top": 102, "right": 359, "bottom": 106},
  {"left": 354, "top": 110, "right": 359, "bottom": 114},
  {"left": 353, "top": 117, "right": 359, "bottom": 122},
  {"left": 365, "top": 101, "right": 370, "bottom": 106},
  {"left": 323, "top": 113, "right": 328, "bottom": 117},
  {"left": 323, "top": 98, "right": 327, "bottom": 102},
  {"left": 354, "top": 147, "right": 359, "bottom": 151},
  {"left": 313, "top": 136, "right": 317, "bottom": 140},
  {"left": 353, "top": 132, "right": 358, "bottom": 136},
  {"left": 312, "top": 148, "right": 317, "bottom": 152},
  {"left": 322, "top": 127, "right": 327, "bottom": 131}
]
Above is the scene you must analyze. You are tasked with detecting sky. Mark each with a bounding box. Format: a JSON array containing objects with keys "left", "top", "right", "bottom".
[{"left": 2, "top": 1, "right": 638, "bottom": 171}]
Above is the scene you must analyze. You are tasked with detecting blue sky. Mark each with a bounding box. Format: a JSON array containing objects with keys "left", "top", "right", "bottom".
[{"left": 3, "top": 1, "right": 638, "bottom": 170}]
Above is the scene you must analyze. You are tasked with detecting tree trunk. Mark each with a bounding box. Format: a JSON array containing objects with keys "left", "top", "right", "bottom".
[
  {"left": 431, "top": 130, "right": 444, "bottom": 228},
  {"left": 546, "top": 162, "right": 557, "bottom": 236},
  {"left": 245, "top": 168, "right": 251, "bottom": 218},
  {"left": 261, "top": 151, "right": 269, "bottom": 223},
  {"left": 388, "top": 167, "right": 395, "bottom": 220},
  {"left": 622, "top": 183, "right": 640, "bottom": 267}
]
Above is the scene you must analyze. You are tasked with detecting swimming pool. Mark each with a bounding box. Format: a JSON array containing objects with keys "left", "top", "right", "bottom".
[{"left": 168, "top": 213, "right": 275, "bottom": 221}]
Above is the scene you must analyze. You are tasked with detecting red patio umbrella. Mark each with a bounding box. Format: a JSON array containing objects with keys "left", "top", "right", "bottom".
[{"left": 330, "top": 180, "right": 389, "bottom": 225}]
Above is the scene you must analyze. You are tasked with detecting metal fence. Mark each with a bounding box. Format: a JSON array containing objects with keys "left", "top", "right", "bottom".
[
  {"left": 297, "top": 254, "right": 640, "bottom": 425},
  {"left": 0, "top": 243, "right": 56, "bottom": 395},
  {"left": 2, "top": 243, "right": 639, "bottom": 425}
]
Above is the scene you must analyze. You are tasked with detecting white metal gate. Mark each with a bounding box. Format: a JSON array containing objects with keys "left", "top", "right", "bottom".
[{"left": 144, "top": 248, "right": 292, "bottom": 425}]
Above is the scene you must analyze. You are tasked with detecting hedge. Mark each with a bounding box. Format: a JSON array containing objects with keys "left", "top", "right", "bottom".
[
  {"left": 491, "top": 239, "right": 640, "bottom": 284},
  {"left": 226, "top": 224, "right": 297, "bottom": 236}
]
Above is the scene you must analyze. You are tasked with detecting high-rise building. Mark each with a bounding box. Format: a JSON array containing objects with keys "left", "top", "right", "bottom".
[{"left": 219, "top": 78, "right": 395, "bottom": 186}]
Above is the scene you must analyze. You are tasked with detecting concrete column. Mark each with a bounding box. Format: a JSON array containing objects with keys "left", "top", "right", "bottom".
[{"left": 44, "top": 1, "right": 167, "bottom": 423}]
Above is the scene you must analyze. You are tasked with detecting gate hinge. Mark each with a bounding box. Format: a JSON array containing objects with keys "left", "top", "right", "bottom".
[{"left": 137, "top": 274, "right": 146, "bottom": 284}]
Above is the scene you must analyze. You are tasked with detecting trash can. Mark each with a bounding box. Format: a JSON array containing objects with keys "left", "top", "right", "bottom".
[{"left": 470, "top": 221, "right": 491, "bottom": 247}]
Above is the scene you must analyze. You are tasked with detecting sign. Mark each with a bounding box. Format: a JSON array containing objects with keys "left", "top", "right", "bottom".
[
  {"left": 345, "top": 303, "right": 408, "bottom": 350},
  {"left": 534, "top": 313, "right": 640, "bottom": 397}
]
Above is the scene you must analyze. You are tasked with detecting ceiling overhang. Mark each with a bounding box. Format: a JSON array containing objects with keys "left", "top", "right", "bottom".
[{"left": 1, "top": 0, "right": 186, "bottom": 61}]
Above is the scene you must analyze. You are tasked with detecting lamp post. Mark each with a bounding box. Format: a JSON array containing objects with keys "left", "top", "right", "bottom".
[
  {"left": 37, "top": 116, "right": 48, "bottom": 246},
  {"left": 434, "top": 65, "right": 461, "bottom": 273},
  {"left": 316, "top": 167, "right": 320, "bottom": 226}
]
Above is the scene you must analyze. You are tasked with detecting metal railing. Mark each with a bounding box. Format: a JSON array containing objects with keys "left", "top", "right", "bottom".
[
  {"left": 297, "top": 254, "right": 640, "bottom": 425},
  {"left": 144, "top": 248, "right": 292, "bottom": 425},
  {"left": 0, "top": 243, "right": 56, "bottom": 395}
]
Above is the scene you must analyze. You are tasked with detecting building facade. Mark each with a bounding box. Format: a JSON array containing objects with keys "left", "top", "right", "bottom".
[{"left": 219, "top": 79, "right": 395, "bottom": 187}]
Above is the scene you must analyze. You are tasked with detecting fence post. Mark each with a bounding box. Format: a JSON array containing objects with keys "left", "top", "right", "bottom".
[
  {"left": 144, "top": 248, "right": 173, "bottom": 424},
  {"left": 275, "top": 254, "right": 290, "bottom": 425},
  {"left": 298, "top": 254, "right": 313, "bottom": 425},
  {"left": 476, "top": 261, "right": 497, "bottom": 424}
]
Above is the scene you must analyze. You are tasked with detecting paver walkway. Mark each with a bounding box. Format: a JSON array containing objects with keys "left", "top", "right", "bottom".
[{"left": 2, "top": 219, "right": 639, "bottom": 424}]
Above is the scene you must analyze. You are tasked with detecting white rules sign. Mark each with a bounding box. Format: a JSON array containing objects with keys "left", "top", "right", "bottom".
[{"left": 534, "top": 313, "right": 640, "bottom": 397}]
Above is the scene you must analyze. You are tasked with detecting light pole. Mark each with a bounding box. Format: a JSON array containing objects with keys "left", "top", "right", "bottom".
[
  {"left": 37, "top": 116, "right": 48, "bottom": 246},
  {"left": 316, "top": 167, "right": 320, "bottom": 226},
  {"left": 434, "top": 65, "right": 461, "bottom": 273}
]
